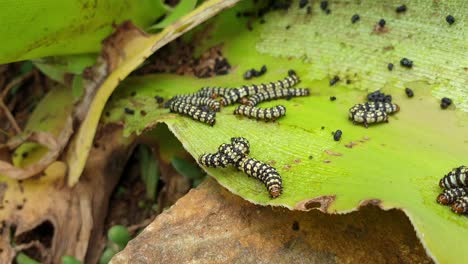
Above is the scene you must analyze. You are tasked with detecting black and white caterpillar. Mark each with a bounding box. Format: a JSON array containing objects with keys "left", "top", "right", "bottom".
[
  {"left": 236, "top": 156, "right": 283, "bottom": 198},
  {"left": 165, "top": 95, "right": 220, "bottom": 111},
  {"left": 234, "top": 105, "right": 286, "bottom": 121},
  {"left": 349, "top": 109, "right": 388, "bottom": 128},
  {"left": 439, "top": 166, "right": 468, "bottom": 189},
  {"left": 245, "top": 88, "right": 310, "bottom": 106},
  {"left": 169, "top": 101, "right": 216, "bottom": 126},
  {"left": 349, "top": 102, "right": 399, "bottom": 115},
  {"left": 220, "top": 70, "right": 300, "bottom": 106},
  {"left": 437, "top": 187, "right": 468, "bottom": 205},
  {"left": 452, "top": 196, "right": 468, "bottom": 214},
  {"left": 198, "top": 137, "right": 282, "bottom": 198}
]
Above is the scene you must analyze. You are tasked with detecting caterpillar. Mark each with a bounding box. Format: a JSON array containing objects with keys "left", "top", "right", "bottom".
[
  {"left": 236, "top": 156, "right": 283, "bottom": 198},
  {"left": 199, "top": 137, "right": 251, "bottom": 168},
  {"left": 198, "top": 153, "right": 232, "bottom": 168},
  {"left": 349, "top": 109, "right": 388, "bottom": 128},
  {"left": 437, "top": 187, "right": 468, "bottom": 205},
  {"left": 439, "top": 166, "right": 468, "bottom": 189},
  {"left": 195, "top": 86, "right": 234, "bottom": 98},
  {"left": 220, "top": 70, "right": 300, "bottom": 106},
  {"left": 234, "top": 105, "right": 286, "bottom": 121},
  {"left": 169, "top": 101, "right": 216, "bottom": 126},
  {"left": 246, "top": 88, "right": 310, "bottom": 106},
  {"left": 166, "top": 95, "right": 220, "bottom": 111},
  {"left": 348, "top": 102, "right": 399, "bottom": 115},
  {"left": 451, "top": 196, "right": 468, "bottom": 214}
]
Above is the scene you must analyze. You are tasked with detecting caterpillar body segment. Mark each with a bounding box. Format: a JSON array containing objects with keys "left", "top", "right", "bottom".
[
  {"left": 236, "top": 156, "right": 283, "bottom": 198},
  {"left": 169, "top": 101, "right": 216, "bottom": 126},
  {"left": 233, "top": 105, "right": 287, "bottom": 121}
]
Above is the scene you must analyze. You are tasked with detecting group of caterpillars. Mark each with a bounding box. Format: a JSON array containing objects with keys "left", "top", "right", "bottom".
[
  {"left": 437, "top": 165, "right": 468, "bottom": 215},
  {"left": 348, "top": 91, "right": 400, "bottom": 127},
  {"left": 199, "top": 137, "right": 283, "bottom": 198},
  {"left": 165, "top": 70, "right": 310, "bottom": 125}
]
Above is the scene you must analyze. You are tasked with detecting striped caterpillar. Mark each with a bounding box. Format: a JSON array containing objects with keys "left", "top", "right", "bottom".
[
  {"left": 349, "top": 109, "right": 388, "bottom": 128},
  {"left": 165, "top": 95, "right": 220, "bottom": 111},
  {"left": 199, "top": 137, "right": 251, "bottom": 168},
  {"left": 198, "top": 137, "right": 282, "bottom": 198},
  {"left": 234, "top": 105, "right": 286, "bottom": 121},
  {"left": 195, "top": 86, "right": 234, "bottom": 98},
  {"left": 451, "top": 196, "right": 468, "bottom": 214},
  {"left": 245, "top": 88, "right": 310, "bottom": 106},
  {"left": 349, "top": 102, "right": 399, "bottom": 115},
  {"left": 439, "top": 166, "right": 468, "bottom": 189},
  {"left": 169, "top": 101, "right": 216, "bottom": 126},
  {"left": 236, "top": 156, "right": 283, "bottom": 198},
  {"left": 437, "top": 187, "right": 468, "bottom": 205},
  {"left": 220, "top": 70, "right": 300, "bottom": 106}
]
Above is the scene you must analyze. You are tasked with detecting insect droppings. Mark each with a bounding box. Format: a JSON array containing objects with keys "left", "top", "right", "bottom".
[
  {"left": 333, "top": 130, "right": 342, "bottom": 141},
  {"left": 446, "top": 15, "right": 455, "bottom": 25},
  {"left": 400, "top": 58, "right": 413, "bottom": 68},
  {"left": 378, "top": 19, "right": 386, "bottom": 27},
  {"left": 320, "top": 1, "right": 328, "bottom": 11},
  {"left": 395, "top": 5, "right": 407, "bottom": 13},
  {"left": 387, "top": 63, "right": 394, "bottom": 71},
  {"left": 405, "top": 88, "right": 414, "bottom": 98},
  {"left": 124, "top": 107, "right": 135, "bottom": 115},
  {"left": 330, "top": 96, "right": 336, "bottom": 101},
  {"left": 329, "top": 76, "right": 340, "bottom": 86},
  {"left": 351, "top": 14, "right": 360, "bottom": 23},
  {"left": 441, "top": 97, "right": 452, "bottom": 109},
  {"left": 154, "top": 96, "right": 164, "bottom": 103}
]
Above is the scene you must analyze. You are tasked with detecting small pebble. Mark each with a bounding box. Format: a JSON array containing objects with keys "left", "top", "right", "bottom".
[
  {"left": 400, "top": 58, "right": 413, "bottom": 68},
  {"left": 395, "top": 5, "right": 407, "bottom": 13},
  {"left": 405, "top": 88, "right": 414, "bottom": 98},
  {"left": 124, "top": 107, "right": 135, "bottom": 115},
  {"left": 378, "top": 19, "right": 386, "bottom": 27},
  {"left": 387, "top": 63, "right": 394, "bottom": 71},
  {"left": 351, "top": 14, "right": 360, "bottom": 23},
  {"left": 333, "top": 130, "right": 343, "bottom": 141},
  {"left": 440, "top": 97, "right": 452, "bottom": 109},
  {"left": 446, "top": 15, "right": 455, "bottom": 25}
]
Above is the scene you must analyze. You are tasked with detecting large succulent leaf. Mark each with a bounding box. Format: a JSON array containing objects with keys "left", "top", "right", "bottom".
[
  {"left": 102, "top": 1, "right": 468, "bottom": 263},
  {"left": 0, "top": 0, "right": 165, "bottom": 63}
]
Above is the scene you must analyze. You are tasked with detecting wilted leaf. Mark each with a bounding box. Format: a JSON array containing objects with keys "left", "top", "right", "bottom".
[
  {"left": 102, "top": 1, "right": 468, "bottom": 263},
  {"left": 111, "top": 178, "right": 432, "bottom": 263}
]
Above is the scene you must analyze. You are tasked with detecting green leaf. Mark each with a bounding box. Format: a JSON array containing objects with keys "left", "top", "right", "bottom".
[
  {"left": 61, "top": 255, "right": 82, "bottom": 264},
  {"left": 98, "top": 247, "right": 118, "bottom": 264},
  {"left": 149, "top": 0, "right": 198, "bottom": 30},
  {"left": 0, "top": 0, "right": 166, "bottom": 63},
  {"left": 102, "top": 1, "right": 468, "bottom": 263},
  {"left": 16, "top": 253, "right": 41, "bottom": 264},
  {"left": 107, "top": 225, "right": 131, "bottom": 250},
  {"left": 138, "top": 144, "right": 160, "bottom": 200},
  {"left": 171, "top": 156, "right": 205, "bottom": 180},
  {"left": 33, "top": 54, "right": 97, "bottom": 85}
]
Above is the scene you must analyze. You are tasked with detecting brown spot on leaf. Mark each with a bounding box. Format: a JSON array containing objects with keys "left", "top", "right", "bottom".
[
  {"left": 293, "top": 159, "right": 301, "bottom": 164},
  {"left": 295, "top": 195, "right": 336, "bottom": 213},
  {"left": 323, "top": 160, "right": 331, "bottom": 163},
  {"left": 324, "top": 150, "right": 343, "bottom": 156},
  {"left": 283, "top": 164, "right": 291, "bottom": 170}
]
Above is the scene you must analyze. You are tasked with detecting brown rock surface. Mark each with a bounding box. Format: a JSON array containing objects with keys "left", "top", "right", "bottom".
[{"left": 112, "top": 178, "right": 433, "bottom": 264}]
